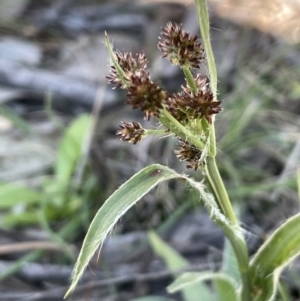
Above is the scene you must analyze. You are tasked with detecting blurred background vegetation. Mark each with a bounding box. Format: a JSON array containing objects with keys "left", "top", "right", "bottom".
[{"left": 0, "top": 0, "right": 299, "bottom": 300}]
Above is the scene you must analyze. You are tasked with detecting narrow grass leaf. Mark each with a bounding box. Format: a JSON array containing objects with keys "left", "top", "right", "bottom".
[
  {"left": 221, "top": 205, "right": 241, "bottom": 284},
  {"left": 149, "top": 231, "right": 214, "bottom": 301},
  {"left": 65, "top": 164, "right": 179, "bottom": 298},
  {"left": 55, "top": 114, "right": 91, "bottom": 185},
  {"left": 2, "top": 211, "right": 39, "bottom": 227},
  {"left": 194, "top": 0, "right": 217, "bottom": 98},
  {"left": 66, "top": 165, "right": 240, "bottom": 298},
  {"left": 221, "top": 238, "right": 240, "bottom": 284},
  {"left": 278, "top": 281, "right": 292, "bottom": 301},
  {"left": 167, "top": 272, "right": 238, "bottom": 301},
  {"left": 214, "top": 278, "right": 239, "bottom": 301},
  {"left": 0, "top": 183, "right": 41, "bottom": 209},
  {"left": 250, "top": 213, "right": 300, "bottom": 301}
]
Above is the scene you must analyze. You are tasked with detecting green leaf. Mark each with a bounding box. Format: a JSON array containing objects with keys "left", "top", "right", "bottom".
[
  {"left": 214, "top": 278, "right": 239, "bottom": 301},
  {"left": 221, "top": 206, "right": 241, "bottom": 284},
  {"left": 55, "top": 114, "right": 92, "bottom": 185},
  {"left": 65, "top": 164, "right": 179, "bottom": 297},
  {"left": 131, "top": 297, "right": 175, "bottom": 301},
  {"left": 167, "top": 272, "right": 238, "bottom": 301},
  {"left": 2, "top": 211, "right": 39, "bottom": 227},
  {"left": 217, "top": 203, "right": 240, "bottom": 301},
  {"left": 195, "top": 0, "right": 217, "bottom": 98},
  {"left": 249, "top": 213, "right": 300, "bottom": 301},
  {"left": 0, "top": 182, "right": 41, "bottom": 209},
  {"left": 65, "top": 164, "right": 238, "bottom": 298},
  {"left": 222, "top": 238, "right": 240, "bottom": 283},
  {"left": 149, "top": 231, "right": 215, "bottom": 301}
]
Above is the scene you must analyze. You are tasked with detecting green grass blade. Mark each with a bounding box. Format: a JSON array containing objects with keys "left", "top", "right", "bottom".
[
  {"left": 149, "top": 231, "right": 215, "bottom": 301},
  {"left": 2, "top": 211, "right": 39, "bottom": 227},
  {"left": 221, "top": 238, "right": 240, "bottom": 284},
  {"left": 66, "top": 164, "right": 240, "bottom": 298},
  {"left": 278, "top": 281, "right": 291, "bottom": 301},
  {"left": 55, "top": 114, "right": 92, "bottom": 185},
  {"left": 250, "top": 213, "right": 300, "bottom": 301},
  {"left": 194, "top": 0, "right": 217, "bottom": 98},
  {"left": 214, "top": 277, "right": 239, "bottom": 301},
  {"left": 0, "top": 182, "right": 41, "bottom": 209},
  {"left": 167, "top": 272, "right": 238, "bottom": 301},
  {"left": 221, "top": 206, "right": 241, "bottom": 284},
  {"left": 65, "top": 164, "right": 179, "bottom": 298}
]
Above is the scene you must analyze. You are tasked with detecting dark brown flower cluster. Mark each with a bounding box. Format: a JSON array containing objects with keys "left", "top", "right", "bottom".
[
  {"left": 127, "top": 71, "right": 167, "bottom": 121},
  {"left": 174, "top": 139, "right": 204, "bottom": 170},
  {"left": 167, "top": 75, "right": 222, "bottom": 124},
  {"left": 158, "top": 22, "right": 204, "bottom": 68},
  {"left": 107, "top": 52, "right": 167, "bottom": 121},
  {"left": 117, "top": 122, "right": 146, "bottom": 144},
  {"left": 106, "top": 52, "right": 148, "bottom": 89},
  {"left": 107, "top": 22, "right": 222, "bottom": 170}
]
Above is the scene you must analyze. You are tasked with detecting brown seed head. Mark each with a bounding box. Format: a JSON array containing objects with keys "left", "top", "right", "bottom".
[
  {"left": 117, "top": 121, "right": 146, "bottom": 144},
  {"left": 158, "top": 22, "right": 204, "bottom": 68},
  {"left": 106, "top": 52, "right": 148, "bottom": 89},
  {"left": 175, "top": 139, "right": 204, "bottom": 170},
  {"left": 168, "top": 75, "right": 222, "bottom": 123},
  {"left": 127, "top": 70, "right": 167, "bottom": 120},
  {"left": 165, "top": 95, "right": 189, "bottom": 124}
]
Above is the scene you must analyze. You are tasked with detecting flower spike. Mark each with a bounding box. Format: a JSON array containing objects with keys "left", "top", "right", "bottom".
[
  {"left": 106, "top": 52, "right": 148, "bottom": 89},
  {"left": 175, "top": 139, "right": 204, "bottom": 170},
  {"left": 126, "top": 70, "right": 167, "bottom": 120},
  {"left": 158, "top": 22, "right": 204, "bottom": 68},
  {"left": 117, "top": 122, "right": 146, "bottom": 144}
]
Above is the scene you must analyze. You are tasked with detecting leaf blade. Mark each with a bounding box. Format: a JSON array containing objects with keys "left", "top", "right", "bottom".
[
  {"left": 167, "top": 272, "right": 238, "bottom": 301},
  {"left": 250, "top": 213, "right": 300, "bottom": 301},
  {"left": 55, "top": 114, "right": 92, "bottom": 185},
  {"left": 149, "top": 231, "right": 215, "bottom": 301},
  {"left": 66, "top": 165, "right": 240, "bottom": 298},
  {"left": 65, "top": 164, "right": 179, "bottom": 297},
  {"left": 0, "top": 182, "right": 41, "bottom": 209}
]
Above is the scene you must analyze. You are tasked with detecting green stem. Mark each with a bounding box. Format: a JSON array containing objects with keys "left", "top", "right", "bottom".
[
  {"left": 145, "top": 129, "right": 168, "bottom": 135},
  {"left": 160, "top": 109, "right": 206, "bottom": 150},
  {"left": 206, "top": 156, "right": 237, "bottom": 224},
  {"left": 195, "top": 0, "right": 217, "bottom": 98},
  {"left": 194, "top": 2, "right": 251, "bottom": 299},
  {"left": 206, "top": 156, "right": 251, "bottom": 301},
  {"left": 209, "top": 126, "right": 217, "bottom": 157},
  {"left": 182, "top": 66, "right": 197, "bottom": 93},
  {"left": 223, "top": 231, "right": 251, "bottom": 301}
]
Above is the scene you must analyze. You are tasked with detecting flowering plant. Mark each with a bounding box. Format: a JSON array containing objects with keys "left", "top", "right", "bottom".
[{"left": 65, "top": 1, "right": 300, "bottom": 300}]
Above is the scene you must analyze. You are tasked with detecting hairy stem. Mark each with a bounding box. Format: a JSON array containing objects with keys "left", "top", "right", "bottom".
[
  {"left": 194, "top": 1, "right": 251, "bottom": 300},
  {"left": 160, "top": 109, "right": 206, "bottom": 150},
  {"left": 195, "top": 0, "right": 217, "bottom": 98},
  {"left": 182, "top": 66, "right": 197, "bottom": 93},
  {"left": 206, "top": 156, "right": 237, "bottom": 224}
]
